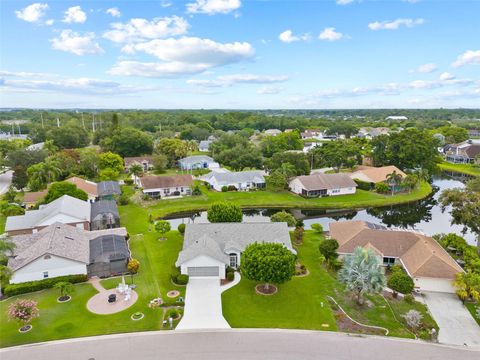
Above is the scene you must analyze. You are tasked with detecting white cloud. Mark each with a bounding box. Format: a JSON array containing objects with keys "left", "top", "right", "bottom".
[
  {"left": 258, "top": 86, "right": 283, "bottom": 95},
  {"left": 63, "top": 6, "right": 87, "bottom": 24},
  {"left": 108, "top": 61, "right": 210, "bottom": 77},
  {"left": 402, "top": 0, "right": 422, "bottom": 3},
  {"left": 187, "top": 74, "right": 288, "bottom": 87},
  {"left": 368, "top": 18, "right": 424, "bottom": 30},
  {"left": 319, "top": 27, "right": 345, "bottom": 41},
  {"left": 336, "top": 0, "right": 355, "bottom": 4},
  {"left": 452, "top": 50, "right": 480, "bottom": 68},
  {"left": 161, "top": 0, "right": 172, "bottom": 8},
  {"left": 106, "top": 7, "right": 121, "bottom": 18},
  {"left": 103, "top": 16, "right": 189, "bottom": 43},
  {"left": 45, "top": 19, "right": 54, "bottom": 26},
  {"left": 414, "top": 63, "right": 437, "bottom": 73},
  {"left": 186, "top": 0, "right": 241, "bottom": 15},
  {"left": 50, "top": 30, "right": 104, "bottom": 56},
  {"left": 439, "top": 72, "right": 455, "bottom": 81},
  {"left": 278, "top": 30, "right": 310, "bottom": 43},
  {"left": 15, "top": 3, "right": 48, "bottom": 23}
]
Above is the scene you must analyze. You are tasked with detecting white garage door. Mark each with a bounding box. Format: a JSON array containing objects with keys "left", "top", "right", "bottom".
[
  {"left": 415, "top": 277, "right": 455, "bottom": 293},
  {"left": 187, "top": 266, "right": 219, "bottom": 277}
]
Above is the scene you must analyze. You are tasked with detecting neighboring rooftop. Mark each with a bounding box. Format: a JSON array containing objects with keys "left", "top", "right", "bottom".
[
  {"left": 201, "top": 170, "right": 265, "bottom": 184},
  {"left": 66, "top": 177, "right": 98, "bottom": 197},
  {"left": 178, "top": 155, "right": 215, "bottom": 165},
  {"left": 91, "top": 200, "right": 119, "bottom": 220},
  {"left": 140, "top": 174, "right": 193, "bottom": 190},
  {"left": 350, "top": 165, "right": 406, "bottom": 184},
  {"left": 294, "top": 173, "right": 357, "bottom": 191},
  {"left": 97, "top": 181, "right": 121, "bottom": 197},
  {"left": 124, "top": 156, "right": 153, "bottom": 167},
  {"left": 23, "top": 190, "right": 48, "bottom": 204}
]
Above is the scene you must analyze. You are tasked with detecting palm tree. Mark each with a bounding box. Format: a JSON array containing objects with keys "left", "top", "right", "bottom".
[
  {"left": 402, "top": 174, "right": 419, "bottom": 193},
  {"left": 129, "top": 164, "right": 144, "bottom": 186},
  {"left": 338, "top": 247, "right": 386, "bottom": 305},
  {"left": 386, "top": 170, "right": 403, "bottom": 195},
  {"left": 0, "top": 234, "right": 15, "bottom": 264},
  {"left": 0, "top": 265, "right": 13, "bottom": 297}
]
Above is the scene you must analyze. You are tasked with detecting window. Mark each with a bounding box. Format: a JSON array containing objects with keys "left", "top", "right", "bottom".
[
  {"left": 43, "top": 271, "right": 49, "bottom": 279},
  {"left": 229, "top": 254, "right": 238, "bottom": 268},
  {"left": 383, "top": 257, "right": 395, "bottom": 266}
]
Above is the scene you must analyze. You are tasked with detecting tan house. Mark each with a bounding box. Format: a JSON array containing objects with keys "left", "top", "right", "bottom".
[
  {"left": 65, "top": 177, "right": 98, "bottom": 201},
  {"left": 138, "top": 174, "right": 193, "bottom": 199},
  {"left": 349, "top": 165, "right": 406, "bottom": 184},
  {"left": 23, "top": 190, "right": 48, "bottom": 209},
  {"left": 329, "top": 220, "right": 463, "bottom": 293}
]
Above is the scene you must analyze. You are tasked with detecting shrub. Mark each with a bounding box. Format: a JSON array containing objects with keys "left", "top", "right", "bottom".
[
  {"left": 192, "top": 185, "right": 202, "bottom": 196},
  {"left": 354, "top": 179, "right": 372, "bottom": 191},
  {"left": 226, "top": 272, "right": 235, "bottom": 281},
  {"left": 2, "top": 204, "right": 25, "bottom": 217},
  {"left": 293, "top": 227, "right": 304, "bottom": 243},
  {"left": 402, "top": 310, "right": 423, "bottom": 331},
  {"left": 128, "top": 258, "right": 140, "bottom": 274},
  {"left": 4, "top": 274, "right": 87, "bottom": 297},
  {"left": 175, "top": 274, "right": 189, "bottom": 285},
  {"left": 375, "top": 182, "right": 389, "bottom": 194},
  {"left": 124, "top": 178, "right": 134, "bottom": 186},
  {"left": 171, "top": 266, "right": 180, "bottom": 282},
  {"left": 388, "top": 270, "right": 414, "bottom": 295},
  {"left": 167, "top": 308, "right": 179, "bottom": 319},
  {"left": 311, "top": 223, "right": 324, "bottom": 233},
  {"left": 319, "top": 238, "right": 339, "bottom": 262},
  {"left": 404, "top": 294, "right": 415, "bottom": 304},
  {"left": 270, "top": 211, "right": 296, "bottom": 227},
  {"left": 228, "top": 185, "right": 237, "bottom": 191},
  {"left": 221, "top": 186, "right": 228, "bottom": 192},
  {"left": 118, "top": 193, "right": 130, "bottom": 205},
  {"left": 177, "top": 223, "right": 186, "bottom": 234}
]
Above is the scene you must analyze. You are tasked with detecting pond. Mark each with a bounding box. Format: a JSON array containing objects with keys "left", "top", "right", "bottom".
[{"left": 164, "top": 174, "right": 477, "bottom": 246}]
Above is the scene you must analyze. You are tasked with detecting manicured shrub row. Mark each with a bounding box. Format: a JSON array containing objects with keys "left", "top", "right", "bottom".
[
  {"left": 354, "top": 179, "right": 373, "bottom": 191},
  {"left": 4, "top": 274, "right": 88, "bottom": 297}
]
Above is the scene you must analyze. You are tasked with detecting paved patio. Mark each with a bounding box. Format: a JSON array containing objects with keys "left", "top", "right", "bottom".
[{"left": 86, "top": 277, "right": 138, "bottom": 315}]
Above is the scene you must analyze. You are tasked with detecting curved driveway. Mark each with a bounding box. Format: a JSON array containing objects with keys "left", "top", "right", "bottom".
[{"left": 1, "top": 330, "right": 478, "bottom": 360}]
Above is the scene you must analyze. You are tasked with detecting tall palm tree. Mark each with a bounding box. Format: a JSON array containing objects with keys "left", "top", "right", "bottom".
[
  {"left": 0, "top": 234, "right": 15, "bottom": 264},
  {"left": 338, "top": 247, "right": 386, "bottom": 305},
  {"left": 386, "top": 170, "right": 403, "bottom": 195},
  {"left": 0, "top": 265, "right": 13, "bottom": 297},
  {"left": 129, "top": 164, "right": 144, "bottom": 186}
]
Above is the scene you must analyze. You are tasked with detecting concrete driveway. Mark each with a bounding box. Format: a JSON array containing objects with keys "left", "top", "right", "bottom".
[
  {"left": 176, "top": 278, "right": 231, "bottom": 330},
  {"left": 422, "top": 291, "right": 480, "bottom": 346},
  {"left": 0, "top": 170, "right": 13, "bottom": 195}
]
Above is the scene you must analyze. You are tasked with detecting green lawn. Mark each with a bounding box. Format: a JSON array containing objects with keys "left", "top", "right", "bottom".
[
  {"left": 438, "top": 161, "right": 480, "bottom": 177},
  {"left": 222, "top": 231, "right": 437, "bottom": 338},
  {"left": 465, "top": 302, "right": 480, "bottom": 326},
  {"left": 0, "top": 205, "right": 185, "bottom": 348},
  {"left": 141, "top": 181, "right": 432, "bottom": 219},
  {"left": 0, "top": 215, "right": 5, "bottom": 234}
]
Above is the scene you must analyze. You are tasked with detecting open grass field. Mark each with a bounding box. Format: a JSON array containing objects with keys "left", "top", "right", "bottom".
[
  {"left": 140, "top": 182, "right": 432, "bottom": 219},
  {"left": 222, "top": 231, "right": 437, "bottom": 339},
  {"left": 438, "top": 161, "right": 480, "bottom": 177}
]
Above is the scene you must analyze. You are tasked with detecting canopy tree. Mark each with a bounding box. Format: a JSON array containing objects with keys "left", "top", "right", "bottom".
[
  {"left": 207, "top": 202, "right": 243, "bottom": 223},
  {"left": 43, "top": 181, "right": 88, "bottom": 204}
]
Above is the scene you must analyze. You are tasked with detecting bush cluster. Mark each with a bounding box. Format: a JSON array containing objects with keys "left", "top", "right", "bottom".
[
  {"left": 175, "top": 274, "right": 189, "bottom": 285},
  {"left": 177, "top": 223, "right": 186, "bottom": 234},
  {"left": 354, "top": 179, "right": 373, "bottom": 191},
  {"left": 4, "top": 274, "right": 88, "bottom": 297}
]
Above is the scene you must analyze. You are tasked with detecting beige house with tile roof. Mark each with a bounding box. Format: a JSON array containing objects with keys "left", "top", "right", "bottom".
[
  {"left": 329, "top": 220, "right": 463, "bottom": 293},
  {"left": 349, "top": 165, "right": 406, "bottom": 184}
]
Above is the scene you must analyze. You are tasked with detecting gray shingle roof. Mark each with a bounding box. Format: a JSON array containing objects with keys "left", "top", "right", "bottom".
[
  {"left": 176, "top": 222, "right": 295, "bottom": 266},
  {"left": 202, "top": 170, "right": 265, "bottom": 185},
  {"left": 91, "top": 200, "right": 119, "bottom": 220},
  {"left": 294, "top": 173, "right": 357, "bottom": 191},
  {"left": 97, "top": 181, "right": 121, "bottom": 197},
  {"left": 178, "top": 155, "right": 215, "bottom": 166},
  {"left": 5, "top": 195, "right": 91, "bottom": 232}
]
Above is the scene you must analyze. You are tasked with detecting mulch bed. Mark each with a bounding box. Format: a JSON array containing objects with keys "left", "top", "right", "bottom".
[
  {"left": 19, "top": 325, "right": 32, "bottom": 333},
  {"left": 255, "top": 284, "right": 278, "bottom": 295},
  {"left": 131, "top": 312, "right": 145, "bottom": 321},
  {"left": 167, "top": 290, "right": 180, "bottom": 298},
  {"left": 57, "top": 295, "right": 71, "bottom": 303}
]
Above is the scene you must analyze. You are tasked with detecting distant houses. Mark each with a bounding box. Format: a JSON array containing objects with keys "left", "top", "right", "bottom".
[
  {"left": 386, "top": 116, "right": 408, "bottom": 121},
  {"left": 124, "top": 156, "right": 154, "bottom": 172},
  {"left": 138, "top": 174, "right": 193, "bottom": 199},
  {"left": 443, "top": 140, "right": 480, "bottom": 164},
  {"left": 199, "top": 140, "right": 212, "bottom": 152},
  {"left": 178, "top": 155, "right": 219, "bottom": 170},
  {"left": 329, "top": 220, "right": 463, "bottom": 293},
  {"left": 200, "top": 169, "right": 266, "bottom": 191},
  {"left": 264, "top": 129, "right": 282, "bottom": 137},
  {"left": 66, "top": 176, "right": 98, "bottom": 201},
  {"left": 97, "top": 181, "right": 121, "bottom": 201},
  {"left": 349, "top": 165, "right": 406, "bottom": 185},
  {"left": 289, "top": 173, "right": 357, "bottom": 197}
]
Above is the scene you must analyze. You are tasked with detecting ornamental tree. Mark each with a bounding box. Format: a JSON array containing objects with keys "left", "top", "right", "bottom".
[
  {"left": 241, "top": 243, "right": 296, "bottom": 291},
  {"left": 8, "top": 299, "right": 39, "bottom": 325},
  {"left": 155, "top": 220, "right": 171, "bottom": 236},
  {"left": 54, "top": 281, "right": 74, "bottom": 298},
  {"left": 319, "top": 238, "right": 339, "bottom": 263},
  {"left": 387, "top": 269, "right": 414, "bottom": 296},
  {"left": 270, "top": 211, "right": 296, "bottom": 227},
  {"left": 207, "top": 202, "right": 243, "bottom": 223},
  {"left": 338, "top": 247, "right": 386, "bottom": 305},
  {"left": 402, "top": 310, "right": 423, "bottom": 332},
  {"left": 128, "top": 258, "right": 140, "bottom": 274},
  {"left": 311, "top": 223, "right": 324, "bottom": 233}
]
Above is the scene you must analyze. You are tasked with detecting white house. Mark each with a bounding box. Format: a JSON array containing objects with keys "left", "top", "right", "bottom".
[
  {"left": 200, "top": 169, "right": 266, "bottom": 191},
  {"left": 264, "top": 129, "right": 282, "bottom": 137},
  {"left": 7, "top": 223, "right": 128, "bottom": 284},
  {"left": 176, "top": 223, "right": 295, "bottom": 279},
  {"left": 138, "top": 174, "right": 193, "bottom": 198},
  {"left": 178, "top": 155, "right": 219, "bottom": 170},
  {"left": 199, "top": 140, "right": 212, "bottom": 152},
  {"left": 289, "top": 173, "right": 357, "bottom": 197}
]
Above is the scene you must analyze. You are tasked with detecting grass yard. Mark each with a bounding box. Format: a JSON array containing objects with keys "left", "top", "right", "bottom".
[
  {"left": 222, "top": 231, "right": 437, "bottom": 338},
  {"left": 438, "top": 161, "right": 480, "bottom": 177},
  {"left": 0, "top": 215, "right": 5, "bottom": 234},
  {"left": 140, "top": 181, "right": 432, "bottom": 219},
  {"left": 0, "top": 204, "right": 185, "bottom": 348},
  {"left": 465, "top": 302, "right": 480, "bottom": 326}
]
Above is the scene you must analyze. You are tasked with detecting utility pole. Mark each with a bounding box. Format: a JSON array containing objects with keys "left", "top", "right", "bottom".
[{"left": 41, "top": 113, "right": 44, "bottom": 128}]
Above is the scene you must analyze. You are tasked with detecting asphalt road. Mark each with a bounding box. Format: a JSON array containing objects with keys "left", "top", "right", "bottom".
[
  {"left": 0, "top": 170, "right": 13, "bottom": 195},
  {"left": 1, "top": 330, "right": 479, "bottom": 360}
]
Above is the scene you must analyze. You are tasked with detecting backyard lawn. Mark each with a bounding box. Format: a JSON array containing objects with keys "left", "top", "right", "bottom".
[
  {"left": 465, "top": 302, "right": 480, "bottom": 326},
  {"left": 140, "top": 181, "right": 432, "bottom": 219},
  {"left": 438, "top": 161, "right": 480, "bottom": 177},
  {"left": 0, "top": 204, "right": 185, "bottom": 348},
  {"left": 222, "top": 231, "right": 437, "bottom": 339}
]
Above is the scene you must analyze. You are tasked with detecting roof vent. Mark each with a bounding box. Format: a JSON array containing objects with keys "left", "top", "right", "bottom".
[{"left": 65, "top": 236, "right": 74, "bottom": 241}]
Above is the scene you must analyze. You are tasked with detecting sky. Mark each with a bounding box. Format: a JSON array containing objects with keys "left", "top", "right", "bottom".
[{"left": 0, "top": 0, "right": 479, "bottom": 109}]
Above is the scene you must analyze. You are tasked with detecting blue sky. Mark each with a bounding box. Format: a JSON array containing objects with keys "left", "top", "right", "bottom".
[{"left": 1, "top": 0, "right": 479, "bottom": 109}]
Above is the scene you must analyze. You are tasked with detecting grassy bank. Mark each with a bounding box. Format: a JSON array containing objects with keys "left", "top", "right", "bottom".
[
  {"left": 465, "top": 303, "right": 480, "bottom": 326},
  {"left": 438, "top": 161, "right": 480, "bottom": 177},
  {"left": 141, "top": 181, "right": 432, "bottom": 219}
]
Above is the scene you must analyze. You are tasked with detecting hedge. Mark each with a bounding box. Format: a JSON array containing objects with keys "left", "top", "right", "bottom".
[
  {"left": 354, "top": 179, "right": 373, "bottom": 191},
  {"left": 4, "top": 274, "right": 88, "bottom": 297}
]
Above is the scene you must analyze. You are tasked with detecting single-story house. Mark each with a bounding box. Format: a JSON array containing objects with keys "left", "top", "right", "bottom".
[
  {"left": 26, "top": 142, "right": 45, "bottom": 151},
  {"left": 199, "top": 140, "right": 212, "bottom": 152},
  {"left": 349, "top": 165, "right": 406, "bottom": 185},
  {"left": 178, "top": 155, "right": 219, "bottom": 170},
  {"left": 97, "top": 181, "right": 121, "bottom": 201},
  {"left": 357, "top": 127, "right": 390, "bottom": 139},
  {"left": 289, "top": 173, "right": 357, "bottom": 197},
  {"left": 176, "top": 223, "right": 296, "bottom": 279},
  {"left": 301, "top": 129, "right": 323, "bottom": 140},
  {"left": 468, "top": 129, "right": 480, "bottom": 137},
  {"left": 124, "top": 156, "right": 154, "bottom": 172},
  {"left": 329, "top": 220, "right": 463, "bottom": 293},
  {"left": 264, "top": 129, "right": 282, "bottom": 137},
  {"left": 444, "top": 141, "right": 480, "bottom": 164},
  {"left": 23, "top": 190, "right": 48, "bottom": 209},
  {"left": 138, "top": 174, "right": 193, "bottom": 198},
  {"left": 5, "top": 195, "right": 91, "bottom": 236},
  {"left": 66, "top": 176, "right": 98, "bottom": 201},
  {"left": 200, "top": 169, "right": 266, "bottom": 191},
  {"left": 90, "top": 200, "right": 120, "bottom": 231},
  {"left": 7, "top": 222, "right": 128, "bottom": 284}
]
